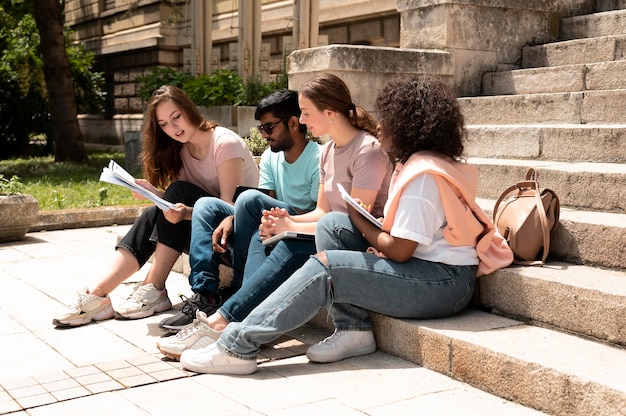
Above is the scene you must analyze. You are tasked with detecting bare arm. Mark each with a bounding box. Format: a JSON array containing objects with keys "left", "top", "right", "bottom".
[{"left": 347, "top": 204, "right": 418, "bottom": 263}]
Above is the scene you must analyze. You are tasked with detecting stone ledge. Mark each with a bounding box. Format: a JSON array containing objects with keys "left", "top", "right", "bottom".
[{"left": 31, "top": 205, "right": 148, "bottom": 232}]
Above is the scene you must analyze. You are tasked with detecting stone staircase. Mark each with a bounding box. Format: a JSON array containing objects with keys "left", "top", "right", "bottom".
[{"left": 352, "top": 3, "right": 625, "bottom": 415}]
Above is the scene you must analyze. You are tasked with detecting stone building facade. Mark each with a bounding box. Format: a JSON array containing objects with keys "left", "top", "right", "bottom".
[{"left": 64, "top": 0, "right": 400, "bottom": 117}]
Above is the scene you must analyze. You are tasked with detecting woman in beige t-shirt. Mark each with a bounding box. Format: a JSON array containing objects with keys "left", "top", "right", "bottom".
[{"left": 53, "top": 85, "right": 259, "bottom": 327}]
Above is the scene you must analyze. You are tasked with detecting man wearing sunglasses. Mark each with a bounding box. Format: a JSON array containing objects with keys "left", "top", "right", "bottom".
[{"left": 158, "top": 89, "right": 320, "bottom": 335}]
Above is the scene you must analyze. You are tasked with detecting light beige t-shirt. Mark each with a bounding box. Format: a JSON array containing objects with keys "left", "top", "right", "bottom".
[
  {"left": 319, "top": 130, "right": 391, "bottom": 217},
  {"left": 178, "top": 126, "right": 259, "bottom": 197}
]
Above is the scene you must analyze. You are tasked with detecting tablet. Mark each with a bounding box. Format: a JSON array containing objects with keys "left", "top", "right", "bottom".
[
  {"left": 261, "top": 231, "right": 315, "bottom": 247},
  {"left": 233, "top": 185, "right": 272, "bottom": 202}
]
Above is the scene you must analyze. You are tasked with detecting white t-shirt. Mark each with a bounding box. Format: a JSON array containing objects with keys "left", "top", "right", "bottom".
[{"left": 386, "top": 173, "right": 479, "bottom": 266}]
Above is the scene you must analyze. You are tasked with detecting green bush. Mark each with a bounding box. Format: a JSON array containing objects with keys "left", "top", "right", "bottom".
[
  {"left": 136, "top": 67, "right": 289, "bottom": 108},
  {"left": 0, "top": 175, "right": 26, "bottom": 195},
  {"left": 136, "top": 67, "right": 194, "bottom": 101},
  {"left": 183, "top": 69, "right": 245, "bottom": 107},
  {"left": 243, "top": 127, "right": 269, "bottom": 156}
]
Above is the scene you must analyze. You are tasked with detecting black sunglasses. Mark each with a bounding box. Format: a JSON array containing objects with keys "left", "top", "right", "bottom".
[{"left": 257, "top": 118, "right": 286, "bottom": 135}]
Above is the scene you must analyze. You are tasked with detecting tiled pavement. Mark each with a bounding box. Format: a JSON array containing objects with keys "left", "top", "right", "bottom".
[{"left": 0, "top": 225, "right": 546, "bottom": 415}]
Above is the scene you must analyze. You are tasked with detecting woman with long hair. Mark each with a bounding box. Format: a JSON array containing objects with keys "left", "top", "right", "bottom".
[
  {"left": 156, "top": 72, "right": 392, "bottom": 359},
  {"left": 177, "top": 76, "right": 513, "bottom": 374},
  {"left": 53, "top": 85, "right": 259, "bottom": 327}
]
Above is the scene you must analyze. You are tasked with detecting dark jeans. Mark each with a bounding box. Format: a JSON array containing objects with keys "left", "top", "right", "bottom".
[{"left": 116, "top": 181, "right": 212, "bottom": 267}]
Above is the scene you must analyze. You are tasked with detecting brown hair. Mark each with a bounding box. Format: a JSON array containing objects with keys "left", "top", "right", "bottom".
[
  {"left": 140, "top": 85, "right": 216, "bottom": 189},
  {"left": 299, "top": 72, "right": 377, "bottom": 136},
  {"left": 375, "top": 76, "right": 466, "bottom": 165}
]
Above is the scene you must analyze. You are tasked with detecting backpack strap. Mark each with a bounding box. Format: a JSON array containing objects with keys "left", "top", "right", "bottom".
[{"left": 515, "top": 169, "right": 551, "bottom": 266}]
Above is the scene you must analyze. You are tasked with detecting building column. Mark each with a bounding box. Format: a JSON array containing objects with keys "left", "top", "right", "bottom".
[
  {"left": 191, "top": 0, "right": 213, "bottom": 75},
  {"left": 293, "top": 0, "right": 319, "bottom": 50}
]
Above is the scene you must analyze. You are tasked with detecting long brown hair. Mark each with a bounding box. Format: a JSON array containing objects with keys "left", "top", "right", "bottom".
[
  {"left": 140, "top": 85, "right": 217, "bottom": 189},
  {"left": 299, "top": 72, "right": 377, "bottom": 136}
]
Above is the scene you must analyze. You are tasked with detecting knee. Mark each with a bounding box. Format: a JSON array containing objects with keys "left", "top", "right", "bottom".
[
  {"left": 235, "top": 190, "right": 266, "bottom": 215},
  {"left": 162, "top": 180, "right": 188, "bottom": 199},
  {"left": 192, "top": 196, "right": 220, "bottom": 221},
  {"left": 314, "top": 251, "right": 329, "bottom": 266},
  {"left": 318, "top": 212, "right": 347, "bottom": 231}
]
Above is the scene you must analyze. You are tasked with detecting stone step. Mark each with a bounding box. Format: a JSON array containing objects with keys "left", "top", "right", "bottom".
[
  {"left": 597, "top": 0, "right": 626, "bottom": 12},
  {"left": 466, "top": 124, "right": 626, "bottom": 163},
  {"left": 482, "top": 60, "right": 626, "bottom": 95},
  {"left": 459, "top": 90, "right": 626, "bottom": 124},
  {"left": 363, "top": 309, "right": 626, "bottom": 416},
  {"left": 470, "top": 157, "right": 626, "bottom": 213},
  {"left": 561, "top": 8, "right": 626, "bottom": 40},
  {"left": 477, "top": 198, "right": 626, "bottom": 269},
  {"left": 478, "top": 262, "right": 626, "bottom": 346},
  {"left": 522, "top": 34, "right": 626, "bottom": 68}
]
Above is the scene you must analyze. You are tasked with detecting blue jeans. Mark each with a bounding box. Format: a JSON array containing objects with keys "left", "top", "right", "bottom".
[
  {"left": 218, "top": 191, "right": 307, "bottom": 322},
  {"left": 116, "top": 181, "right": 210, "bottom": 266},
  {"left": 217, "top": 211, "right": 476, "bottom": 359},
  {"left": 187, "top": 197, "right": 236, "bottom": 296},
  {"left": 187, "top": 190, "right": 297, "bottom": 297}
]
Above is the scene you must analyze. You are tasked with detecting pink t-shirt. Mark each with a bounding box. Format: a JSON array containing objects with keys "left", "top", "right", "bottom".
[
  {"left": 319, "top": 130, "right": 390, "bottom": 217},
  {"left": 177, "top": 126, "right": 259, "bottom": 196}
]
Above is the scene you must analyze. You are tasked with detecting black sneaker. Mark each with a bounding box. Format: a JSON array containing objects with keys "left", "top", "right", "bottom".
[{"left": 159, "top": 292, "right": 220, "bottom": 332}]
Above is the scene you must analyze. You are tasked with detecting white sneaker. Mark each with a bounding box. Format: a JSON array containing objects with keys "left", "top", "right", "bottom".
[
  {"left": 306, "top": 329, "right": 376, "bottom": 363},
  {"left": 114, "top": 283, "right": 172, "bottom": 319},
  {"left": 52, "top": 289, "right": 114, "bottom": 327},
  {"left": 157, "top": 310, "right": 222, "bottom": 360},
  {"left": 180, "top": 343, "right": 257, "bottom": 375}
]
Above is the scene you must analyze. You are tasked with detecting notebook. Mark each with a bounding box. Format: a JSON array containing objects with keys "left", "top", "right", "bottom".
[{"left": 261, "top": 231, "right": 315, "bottom": 247}]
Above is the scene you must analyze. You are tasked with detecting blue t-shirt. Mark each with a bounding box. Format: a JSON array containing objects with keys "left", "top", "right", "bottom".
[{"left": 258, "top": 141, "right": 321, "bottom": 212}]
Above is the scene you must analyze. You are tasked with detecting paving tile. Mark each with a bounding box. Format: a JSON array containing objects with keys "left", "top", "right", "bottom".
[
  {"left": 269, "top": 399, "right": 365, "bottom": 416},
  {"left": 0, "top": 377, "right": 37, "bottom": 390},
  {"left": 64, "top": 365, "right": 101, "bottom": 378},
  {"left": 148, "top": 367, "right": 188, "bottom": 382},
  {"left": 95, "top": 360, "right": 133, "bottom": 372},
  {"left": 32, "top": 371, "right": 70, "bottom": 384},
  {"left": 15, "top": 392, "right": 56, "bottom": 409},
  {"left": 0, "top": 399, "right": 22, "bottom": 414},
  {"left": 117, "top": 378, "right": 261, "bottom": 415},
  {"left": 49, "top": 385, "right": 91, "bottom": 401},
  {"left": 41, "top": 378, "right": 80, "bottom": 392},
  {"left": 26, "top": 391, "right": 150, "bottom": 416},
  {"left": 8, "top": 383, "right": 47, "bottom": 399},
  {"left": 116, "top": 373, "right": 156, "bottom": 388},
  {"left": 73, "top": 372, "right": 113, "bottom": 386},
  {"left": 106, "top": 366, "right": 144, "bottom": 380},
  {"left": 84, "top": 379, "right": 125, "bottom": 394}
]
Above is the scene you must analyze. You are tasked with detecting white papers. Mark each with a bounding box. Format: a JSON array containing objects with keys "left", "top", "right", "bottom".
[
  {"left": 99, "top": 160, "right": 173, "bottom": 211},
  {"left": 337, "top": 184, "right": 382, "bottom": 229}
]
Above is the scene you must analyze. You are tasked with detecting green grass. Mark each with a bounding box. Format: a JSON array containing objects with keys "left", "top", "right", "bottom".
[{"left": 0, "top": 151, "right": 151, "bottom": 211}]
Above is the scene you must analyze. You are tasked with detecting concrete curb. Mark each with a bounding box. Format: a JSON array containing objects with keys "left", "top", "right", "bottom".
[{"left": 31, "top": 205, "right": 147, "bottom": 232}]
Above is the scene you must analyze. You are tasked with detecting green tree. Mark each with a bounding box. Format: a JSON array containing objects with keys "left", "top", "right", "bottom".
[{"left": 0, "top": 0, "right": 104, "bottom": 161}]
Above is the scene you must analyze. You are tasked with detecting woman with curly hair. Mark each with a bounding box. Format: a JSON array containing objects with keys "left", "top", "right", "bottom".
[
  {"left": 53, "top": 85, "right": 259, "bottom": 327},
  {"left": 178, "top": 76, "right": 513, "bottom": 375}
]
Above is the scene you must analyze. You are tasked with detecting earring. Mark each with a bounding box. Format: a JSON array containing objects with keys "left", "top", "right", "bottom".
[{"left": 329, "top": 118, "right": 333, "bottom": 123}]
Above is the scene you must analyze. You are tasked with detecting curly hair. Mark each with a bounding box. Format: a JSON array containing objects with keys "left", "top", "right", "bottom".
[
  {"left": 375, "top": 76, "right": 466, "bottom": 165},
  {"left": 140, "top": 85, "right": 217, "bottom": 190},
  {"left": 299, "top": 72, "right": 377, "bottom": 136}
]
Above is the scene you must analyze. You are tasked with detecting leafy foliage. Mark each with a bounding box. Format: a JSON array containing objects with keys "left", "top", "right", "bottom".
[
  {"left": 0, "top": 175, "right": 26, "bottom": 195},
  {"left": 0, "top": 2, "right": 105, "bottom": 159},
  {"left": 243, "top": 127, "right": 269, "bottom": 156},
  {"left": 183, "top": 69, "right": 245, "bottom": 107},
  {"left": 136, "top": 67, "right": 289, "bottom": 107},
  {"left": 135, "top": 66, "right": 194, "bottom": 101}
]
